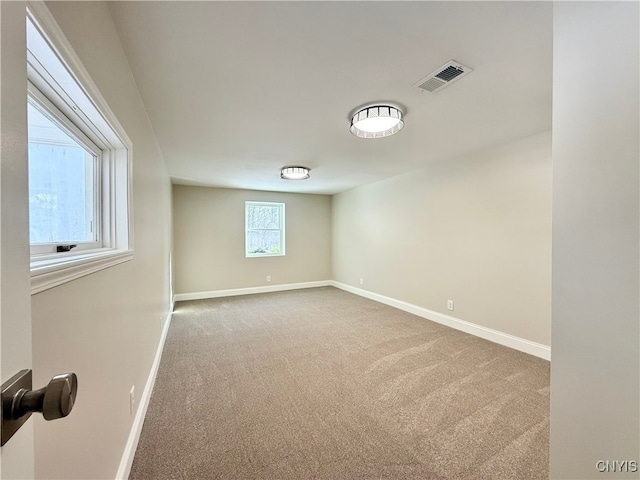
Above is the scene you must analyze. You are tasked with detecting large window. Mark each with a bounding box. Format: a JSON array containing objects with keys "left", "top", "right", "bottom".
[
  {"left": 27, "top": 5, "right": 133, "bottom": 293},
  {"left": 245, "top": 202, "right": 285, "bottom": 257}
]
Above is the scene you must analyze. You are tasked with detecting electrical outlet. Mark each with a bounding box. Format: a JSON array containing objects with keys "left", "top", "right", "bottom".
[
  {"left": 266, "top": 275, "right": 271, "bottom": 283},
  {"left": 129, "top": 386, "right": 136, "bottom": 415},
  {"left": 359, "top": 278, "right": 364, "bottom": 286},
  {"left": 447, "top": 300, "right": 454, "bottom": 311}
]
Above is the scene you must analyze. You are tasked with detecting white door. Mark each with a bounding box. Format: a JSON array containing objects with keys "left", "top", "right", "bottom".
[{"left": 1, "top": 1, "right": 36, "bottom": 478}]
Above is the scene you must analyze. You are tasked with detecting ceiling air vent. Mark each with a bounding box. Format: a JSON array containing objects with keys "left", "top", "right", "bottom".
[{"left": 413, "top": 60, "right": 473, "bottom": 94}]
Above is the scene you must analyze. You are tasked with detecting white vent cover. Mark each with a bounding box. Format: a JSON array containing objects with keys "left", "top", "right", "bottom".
[{"left": 413, "top": 60, "right": 473, "bottom": 94}]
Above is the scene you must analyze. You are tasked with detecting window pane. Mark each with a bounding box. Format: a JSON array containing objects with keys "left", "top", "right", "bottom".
[
  {"left": 247, "top": 205, "right": 280, "bottom": 230},
  {"left": 247, "top": 230, "right": 282, "bottom": 255},
  {"left": 28, "top": 103, "right": 95, "bottom": 244}
]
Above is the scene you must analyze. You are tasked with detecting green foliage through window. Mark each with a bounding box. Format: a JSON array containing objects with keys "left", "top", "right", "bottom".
[{"left": 245, "top": 202, "right": 285, "bottom": 257}]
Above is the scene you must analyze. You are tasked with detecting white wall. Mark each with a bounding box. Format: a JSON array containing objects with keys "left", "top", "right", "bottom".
[
  {"left": 173, "top": 185, "right": 331, "bottom": 294},
  {"left": 1, "top": 1, "right": 35, "bottom": 478},
  {"left": 27, "top": 2, "right": 173, "bottom": 479},
  {"left": 333, "top": 131, "right": 552, "bottom": 346},
  {"left": 550, "top": 2, "right": 640, "bottom": 478}
]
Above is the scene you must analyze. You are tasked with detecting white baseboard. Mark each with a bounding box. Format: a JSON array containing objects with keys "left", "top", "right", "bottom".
[
  {"left": 115, "top": 306, "right": 173, "bottom": 480},
  {"left": 330, "top": 281, "right": 551, "bottom": 361},
  {"left": 174, "top": 280, "right": 550, "bottom": 360},
  {"left": 173, "top": 280, "right": 332, "bottom": 303}
]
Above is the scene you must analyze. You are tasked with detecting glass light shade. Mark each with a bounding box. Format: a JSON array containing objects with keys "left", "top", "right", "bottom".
[
  {"left": 350, "top": 105, "right": 404, "bottom": 138},
  {"left": 280, "top": 166, "right": 310, "bottom": 180}
]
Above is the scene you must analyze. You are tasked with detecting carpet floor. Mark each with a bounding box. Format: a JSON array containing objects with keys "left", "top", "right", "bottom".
[{"left": 129, "top": 287, "right": 549, "bottom": 479}]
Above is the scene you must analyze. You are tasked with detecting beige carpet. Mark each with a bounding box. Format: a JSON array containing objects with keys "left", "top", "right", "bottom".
[{"left": 130, "top": 287, "right": 549, "bottom": 479}]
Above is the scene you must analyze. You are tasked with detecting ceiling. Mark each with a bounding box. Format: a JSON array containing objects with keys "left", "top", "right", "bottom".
[{"left": 108, "top": 1, "right": 552, "bottom": 195}]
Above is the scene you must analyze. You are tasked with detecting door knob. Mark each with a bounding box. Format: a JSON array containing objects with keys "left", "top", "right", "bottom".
[
  {"left": 1, "top": 370, "right": 78, "bottom": 445},
  {"left": 11, "top": 373, "right": 78, "bottom": 420}
]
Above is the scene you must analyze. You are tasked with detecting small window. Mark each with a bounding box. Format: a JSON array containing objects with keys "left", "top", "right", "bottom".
[
  {"left": 27, "top": 6, "right": 133, "bottom": 293},
  {"left": 28, "top": 93, "right": 100, "bottom": 253},
  {"left": 245, "top": 202, "right": 285, "bottom": 257}
]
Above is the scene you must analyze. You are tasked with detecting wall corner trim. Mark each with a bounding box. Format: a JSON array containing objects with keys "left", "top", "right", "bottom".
[
  {"left": 173, "top": 280, "right": 332, "bottom": 302},
  {"left": 330, "top": 281, "right": 551, "bottom": 361},
  {"left": 115, "top": 307, "right": 173, "bottom": 480}
]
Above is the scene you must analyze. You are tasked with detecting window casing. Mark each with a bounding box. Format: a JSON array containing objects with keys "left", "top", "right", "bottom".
[
  {"left": 27, "top": 4, "right": 133, "bottom": 293},
  {"left": 245, "top": 202, "right": 285, "bottom": 257}
]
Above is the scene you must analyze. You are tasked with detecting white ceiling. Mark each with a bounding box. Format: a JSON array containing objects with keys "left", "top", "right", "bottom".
[{"left": 108, "top": 1, "right": 552, "bottom": 195}]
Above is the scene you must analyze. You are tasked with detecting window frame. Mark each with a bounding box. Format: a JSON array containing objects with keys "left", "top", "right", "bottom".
[
  {"left": 245, "top": 201, "right": 286, "bottom": 258},
  {"left": 27, "top": 3, "right": 134, "bottom": 294},
  {"left": 27, "top": 83, "right": 102, "bottom": 255}
]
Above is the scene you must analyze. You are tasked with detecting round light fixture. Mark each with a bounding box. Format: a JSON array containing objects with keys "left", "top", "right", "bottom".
[
  {"left": 350, "top": 104, "right": 404, "bottom": 139},
  {"left": 280, "top": 166, "right": 310, "bottom": 180}
]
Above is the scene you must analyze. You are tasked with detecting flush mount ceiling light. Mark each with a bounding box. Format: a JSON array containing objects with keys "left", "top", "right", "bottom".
[
  {"left": 350, "top": 104, "right": 404, "bottom": 139},
  {"left": 280, "top": 166, "right": 310, "bottom": 180}
]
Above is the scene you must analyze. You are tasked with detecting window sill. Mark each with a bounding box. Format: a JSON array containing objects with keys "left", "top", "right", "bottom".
[{"left": 31, "top": 249, "right": 133, "bottom": 294}]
